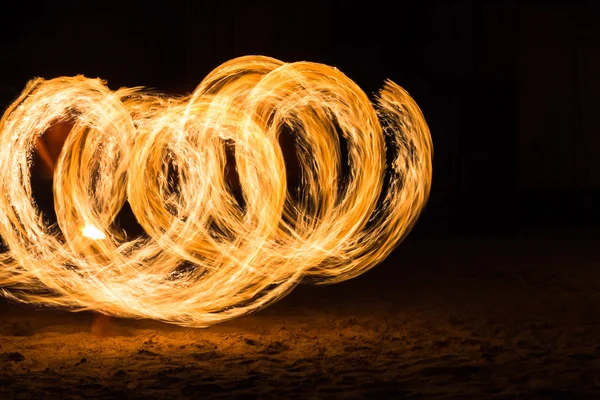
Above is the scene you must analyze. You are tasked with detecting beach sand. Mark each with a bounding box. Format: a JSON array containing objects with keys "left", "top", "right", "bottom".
[{"left": 1, "top": 231, "right": 599, "bottom": 399}]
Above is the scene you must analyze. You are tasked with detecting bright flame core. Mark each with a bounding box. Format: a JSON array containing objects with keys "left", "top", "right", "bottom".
[
  {"left": 81, "top": 225, "right": 107, "bottom": 240},
  {"left": 0, "top": 56, "right": 432, "bottom": 327}
]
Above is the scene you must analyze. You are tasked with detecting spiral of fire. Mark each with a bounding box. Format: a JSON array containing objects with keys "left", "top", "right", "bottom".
[{"left": 0, "top": 56, "right": 432, "bottom": 327}]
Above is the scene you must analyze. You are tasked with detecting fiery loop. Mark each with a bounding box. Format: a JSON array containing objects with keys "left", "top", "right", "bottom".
[{"left": 0, "top": 56, "right": 432, "bottom": 327}]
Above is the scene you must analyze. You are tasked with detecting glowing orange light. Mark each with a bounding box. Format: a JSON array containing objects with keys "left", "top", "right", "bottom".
[
  {"left": 0, "top": 56, "right": 432, "bottom": 327},
  {"left": 80, "top": 225, "right": 106, "bottom": 240}
]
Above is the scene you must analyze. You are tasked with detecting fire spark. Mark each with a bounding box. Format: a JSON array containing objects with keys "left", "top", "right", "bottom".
[{"left": 0, "top": 56, "right": 432, "bottom": 327}]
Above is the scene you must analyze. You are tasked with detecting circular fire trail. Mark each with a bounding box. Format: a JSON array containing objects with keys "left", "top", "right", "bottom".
[{"left": 0, "top": 56, "right": 432, "bottom": 327}]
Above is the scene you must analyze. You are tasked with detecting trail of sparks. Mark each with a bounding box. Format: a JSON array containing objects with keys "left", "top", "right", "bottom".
[{"left": 0, "top": 56, "right": 432, "bottom": 327}]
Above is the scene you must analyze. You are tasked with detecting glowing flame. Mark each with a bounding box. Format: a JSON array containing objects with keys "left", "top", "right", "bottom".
[
  {"left": 81, "top": 225, "right": 106, "bottom": 240},
  {"left": 0, "top": 56, "right": 432, "bottom": 327}
]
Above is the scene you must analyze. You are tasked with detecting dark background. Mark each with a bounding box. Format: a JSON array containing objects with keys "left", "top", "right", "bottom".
[{"left": 0, "top": 0, "right": 598, "bottom": 237}]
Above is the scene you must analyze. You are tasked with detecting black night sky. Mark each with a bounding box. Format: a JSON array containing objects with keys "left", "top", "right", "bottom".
[
  {"left": 0, "top": 1, "right": 599, "bottom": 399},
  {"left": 1, "top": 0, "right": 598, "bottom": 235}
]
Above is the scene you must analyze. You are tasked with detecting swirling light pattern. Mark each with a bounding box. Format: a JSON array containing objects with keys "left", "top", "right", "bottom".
[{"left": 0, "top": 56, "right": 432, "bottom": 327}]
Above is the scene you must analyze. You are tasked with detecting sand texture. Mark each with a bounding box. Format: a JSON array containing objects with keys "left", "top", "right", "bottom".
[{"left": 1, "top": 232, "right": 599, "bottom": 399}]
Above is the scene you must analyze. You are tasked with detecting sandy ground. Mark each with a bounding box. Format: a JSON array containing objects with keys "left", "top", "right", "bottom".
[{"left": 1, "top": 231, "right": 600, "bottom": 399}]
